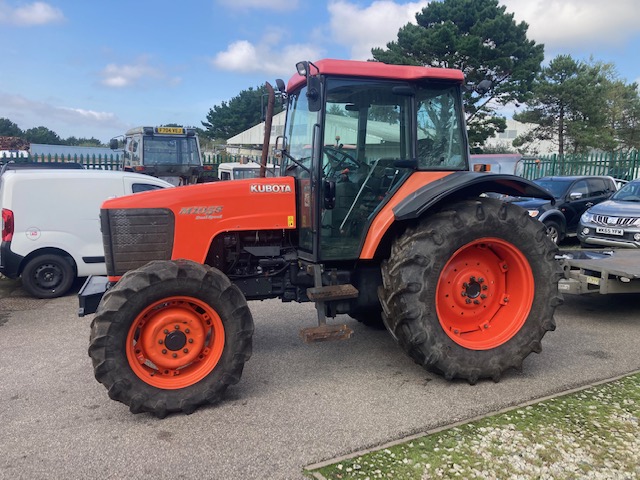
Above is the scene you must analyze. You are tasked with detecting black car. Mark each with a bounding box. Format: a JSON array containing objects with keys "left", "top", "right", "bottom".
[{"left": 510, "top": 176, "right": 617, "bottom": 244}]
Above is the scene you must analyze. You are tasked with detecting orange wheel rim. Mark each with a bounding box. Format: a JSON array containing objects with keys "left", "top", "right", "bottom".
[
  {"left": 436, "top": 238, "right": 534, "bottom": 350},
  {"left": 126, "top": 296, "right": 225, "bottom": 389}
]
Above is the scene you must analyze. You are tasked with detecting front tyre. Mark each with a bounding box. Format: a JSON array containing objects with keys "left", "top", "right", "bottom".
[
  {"left": 379, "top": 199, "right": 562, "bottom": 383},
  {"left": 88, "top": 260, "right": 253, "bottom": 417}
]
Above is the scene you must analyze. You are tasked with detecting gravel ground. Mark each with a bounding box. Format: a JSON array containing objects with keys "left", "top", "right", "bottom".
[{"left": 310, "top": 373, "right": 640, "bottom": 479}]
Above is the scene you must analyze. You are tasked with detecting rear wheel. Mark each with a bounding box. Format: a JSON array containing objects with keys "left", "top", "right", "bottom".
[
  {"left": 88, "top": 260, "right": 253, "bottom": 417},
  {"left": 21, "top": 253, "right": 74, "bottom": 298},
  {"left": 379, "top": 198, "right": 561, "bottom": 383}
]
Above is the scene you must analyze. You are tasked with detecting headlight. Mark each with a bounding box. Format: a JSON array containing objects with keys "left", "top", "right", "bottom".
[
  {"left": 527, "top": 209, "right": 539, "bottom": 218},
  {"left": 581, "top": 211, "right": 594, "bottom": 223}
]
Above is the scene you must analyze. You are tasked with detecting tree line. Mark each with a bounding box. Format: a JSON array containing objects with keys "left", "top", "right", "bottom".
[{"left": 0, "top": 118, "right": 106, "bottom": 147}]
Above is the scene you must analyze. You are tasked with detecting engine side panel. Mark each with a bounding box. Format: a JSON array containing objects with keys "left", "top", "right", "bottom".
[{"left": 100, "top": 177, "right": 297, "bottom": 265}]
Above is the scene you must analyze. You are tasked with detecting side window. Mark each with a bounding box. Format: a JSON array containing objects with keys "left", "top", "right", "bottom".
[
  {"left": 132, "top": 183, "right": 164, "bottom": 193},
  {"left": 571, "top": 180, "right": 589, "bottom": 197},
  {"left": 587, "top": 179, "right": 607, "bottom": 197},
  {"left": 220, "top": 171, "right": 231, "bottom": 181}
]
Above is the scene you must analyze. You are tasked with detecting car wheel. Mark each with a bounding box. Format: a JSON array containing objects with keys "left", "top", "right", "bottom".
[{"left": 543, "top": 220, "right": 563, "bottom": 245}]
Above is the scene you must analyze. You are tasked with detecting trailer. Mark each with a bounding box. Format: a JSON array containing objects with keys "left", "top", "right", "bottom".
[{"left": 557, "top": 249, "right": 640, "bottom": 295}]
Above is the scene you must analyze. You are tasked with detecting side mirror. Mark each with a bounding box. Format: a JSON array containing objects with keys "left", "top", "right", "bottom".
[
  {"left": 323, "top": 179, "right": 335, "bottom": 209},
  {"left": 475, "top": 79, "right": 492, "bottom": 95},
  {"left": 307, "top": 75, "right": 322, "bottom": 112},
  {"left": 109, "top": 138, "right": 119, "bottom": 150},
  {"left": 569, "top": 192, "right": 583, "bottom": 200}
]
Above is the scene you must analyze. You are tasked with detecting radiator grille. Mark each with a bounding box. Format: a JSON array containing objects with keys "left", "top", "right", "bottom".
[{"left": 102, "top": 208, "right": 174, "bottom": 276}]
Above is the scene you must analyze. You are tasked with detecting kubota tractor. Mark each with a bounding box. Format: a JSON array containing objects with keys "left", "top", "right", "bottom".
[{"left": 80, "top": 59, "right": 562, "bottom": 417}]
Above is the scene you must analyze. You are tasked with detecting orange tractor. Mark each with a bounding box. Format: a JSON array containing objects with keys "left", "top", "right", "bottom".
[{"left": 80, "top": 59, "right": 562, "bottom": 417}]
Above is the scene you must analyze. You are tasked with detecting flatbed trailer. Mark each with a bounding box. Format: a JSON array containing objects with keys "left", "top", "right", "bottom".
[{"left": 557, "top": 249, "right": 640, "bottom": 295}]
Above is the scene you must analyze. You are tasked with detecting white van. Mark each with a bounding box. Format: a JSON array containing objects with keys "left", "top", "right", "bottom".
[{"left": 0, "top": 168, "right": 173, "bottom": 298}]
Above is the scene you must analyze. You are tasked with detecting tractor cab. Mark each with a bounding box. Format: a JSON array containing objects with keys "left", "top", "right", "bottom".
[{"left": 277, "top": 60, "right": 468, "bottom": 263}]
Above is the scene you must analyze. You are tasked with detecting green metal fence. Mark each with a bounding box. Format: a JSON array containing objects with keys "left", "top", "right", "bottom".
[
  {"left": 0, "top": 152, "right": 278, "bottom": 173},
  {"left": 519, "top": 151, "right": 640, "bottom": 181},
  {"left": 5, "top": 150, "right": 636, "bottom": 181}
]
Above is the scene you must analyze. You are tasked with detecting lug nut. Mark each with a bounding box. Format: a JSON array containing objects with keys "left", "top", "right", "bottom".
[
  {"left": 461, "top": 291, "right": 467, "bottom": 297},
  {"left": 473, "top": 300, "right": 480, "bottom": 305},
  {"left": 185, "top": 329, "right": 190, "bottom": 334},
  {"left": 163, "top": 329, "right": 169, "bottom": 334},
  {"left": 469, "top": 276, "right": 476, "bottom": 282},
  {"left": 183, "top": 349, "right": 189, "bottom": 354},
  {"left": 482, "top": 285, "right": 488, "bottom": 291},
  {"left": 188, "top": 339, "right": 194, "bottom": 343},
  {"left": 480, "top": 294, "right": 487, "bottom": 299},
  {"left": 161, "top": 349, "right": 167, "bottom": 354},
  {"left": 174, "top": 325, "right": 180, "bottom": 330},
  {"left": 478, "top": 277, "right": 484, "bottom": 283},
  {"left": 172, "top": 353, "right": 178, "bottom": 358},
  {"left": 158, "top": 339, "right": 163, "bottom": 345},
  {"left": 465, "top": 298, "right": 472, "bottom": 304}
]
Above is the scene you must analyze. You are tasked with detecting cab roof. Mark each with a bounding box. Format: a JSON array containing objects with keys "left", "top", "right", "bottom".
[{"left": 286, "top": 59, "right": 465, "bottom": 93}]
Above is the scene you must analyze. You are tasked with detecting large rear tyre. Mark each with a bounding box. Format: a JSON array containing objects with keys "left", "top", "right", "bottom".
[
  {"left": 379, "top": 198, "right": 562, "bottom": 383},
  {"left": 88, "top": 260, "right": 253, "bottom": 417}
]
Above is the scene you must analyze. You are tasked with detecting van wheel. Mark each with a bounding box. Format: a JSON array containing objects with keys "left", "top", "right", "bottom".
[{"left": 21, "top": 254, "right": 75, "bottom": 298}]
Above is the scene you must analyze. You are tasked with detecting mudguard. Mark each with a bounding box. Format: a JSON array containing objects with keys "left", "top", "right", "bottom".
[
  {"left": 393, "top": 171, "right": 554, "bottom": 221},
  {"left": 360, "top": 171, "right": 554, "bottom": 259}
]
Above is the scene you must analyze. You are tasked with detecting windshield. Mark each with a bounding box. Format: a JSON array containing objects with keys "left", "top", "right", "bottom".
[
  {"left": 282, "top": 79, "right": 468, "bottom": 173},
  {"left": 534, "top": 179, "right": 572, "bottom": 199},
  {"left": 612, "top": 181, "right": 640, "bottom": 201},
  {"left": 143, "top": 136, "right": 200, "bottom": 166}
]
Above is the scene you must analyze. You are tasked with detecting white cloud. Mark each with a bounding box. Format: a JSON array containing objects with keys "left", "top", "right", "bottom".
[
  {"left": 503, "top": 0, "right": 640, "bottom": 49},
  {"left": 0, "top": 1, "right": 64, "bottom": 26},
  {"left": 216, "top": 0, "right": 297, "bottom": 10},
  {"left": 0, "top": 92, "right": 126, "bottom": 140},
  {"left": 328, "top": 0, "right": 428, "bottom": 60},
  {"left": 98, "top": 58, "right": 182, "bottom": 88},
  {"left": 211, "top": 38, "right": 324, "bottom": 77}
]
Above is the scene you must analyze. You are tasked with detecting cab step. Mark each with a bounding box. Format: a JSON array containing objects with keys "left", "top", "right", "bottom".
[
  {"left": 306, "top": 284, "right": 359, "bottom": 302},
  {"left": 300, "top": 323, "right": 354, "bottom": 343}
]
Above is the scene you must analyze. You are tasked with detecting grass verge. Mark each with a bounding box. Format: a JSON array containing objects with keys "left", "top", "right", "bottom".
[{"left": 306, "top": 372, "right": 640, "bottom": 479}]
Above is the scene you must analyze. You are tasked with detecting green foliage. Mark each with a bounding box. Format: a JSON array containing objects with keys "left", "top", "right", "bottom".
[
  {"left": 202, "top": 85, "right": 284, "bottom": 141},
  {"left": 24, "top": 126, "right": 62, "bottom": 145},
  {"left": 64, "top": 136, "right": 105, "bottom": 147},
  {"left": 513, "top": 55, "right": 639, "bottom": 155},
  {"left": 0, "top": 118, "right": 23, "bottom": 137},
  {"left": 372, "top": 0, "right": 544, "bottom": 149}
]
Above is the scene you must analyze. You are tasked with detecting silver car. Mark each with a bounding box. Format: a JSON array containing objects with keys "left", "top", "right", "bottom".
[{"left": 578, "top": 178, "right": 640, "bottom": 248}]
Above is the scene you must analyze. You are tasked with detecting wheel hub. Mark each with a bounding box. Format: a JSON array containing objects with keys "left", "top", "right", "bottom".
[{"left": 164, "top": 330, "right": 187, "bottom": 351}]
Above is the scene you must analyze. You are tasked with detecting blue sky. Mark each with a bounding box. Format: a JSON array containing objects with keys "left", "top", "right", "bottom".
[{"left": 1, "top": 0, "right": 639, "bottom": 143}]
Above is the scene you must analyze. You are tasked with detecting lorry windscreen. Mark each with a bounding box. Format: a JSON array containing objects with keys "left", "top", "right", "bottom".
[{"left": 143, "top": 137, "right": 200, "bottom": 165}]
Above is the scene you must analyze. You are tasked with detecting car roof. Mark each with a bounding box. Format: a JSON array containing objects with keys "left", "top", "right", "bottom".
[
  {"left": 536, "top": 175, "right": 614, "bottom": 181},
  {"left": 1, "top": 168, "right": 174, "bottom": 186}
]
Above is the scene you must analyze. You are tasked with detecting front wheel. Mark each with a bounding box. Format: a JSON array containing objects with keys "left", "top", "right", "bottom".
[
  {"left": 379, "top": 199, "right": 562, "bottom": 383},
  {"left": 88, "top": 260, "right": 254, "bottom": 417}
]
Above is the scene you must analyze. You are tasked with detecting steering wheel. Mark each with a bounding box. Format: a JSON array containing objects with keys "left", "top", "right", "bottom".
[{"left": 323, "top": 146, "right": 365, "bottom": 178}]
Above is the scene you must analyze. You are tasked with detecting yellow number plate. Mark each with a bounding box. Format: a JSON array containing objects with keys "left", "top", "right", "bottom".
[{"left": 156, "top": 127, "right": 184, "bottom": 135}]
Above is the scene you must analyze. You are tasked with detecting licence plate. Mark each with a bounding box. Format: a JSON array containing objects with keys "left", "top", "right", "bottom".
[{"left": 596, "top": 226, "right": 624, "bottom": 236}]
